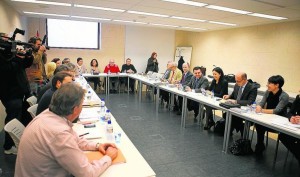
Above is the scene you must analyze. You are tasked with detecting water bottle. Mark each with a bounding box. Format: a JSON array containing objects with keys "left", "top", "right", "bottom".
[
  {"left": 91, "top": 69, "right": 94, "bottom": 75},
  {"left": 105, "top": 109, "right": 111, "bottom": 122},
  {"left": 178, "top": 84, "right": 183, "bottom": 91},
  {"left": 106, "top": 120, "right": 114, "bottom": 142},
  {"left": 108, "top": 69, "right": 111, "bottom": 75},
  {"left": 86, "top": 91, "right": 92, "bottom": 100},
  {"left": 100, "top": 98, "right": 105, "bottom": 113},
  {"left": 115, "top": 131, "right": 121, "bottom": 144},
  {"left": 211, "top": 90, "right": 214, "bottom": 99},
  {"left": 251, "top": 102, "right": 257, "bottom": 113}
]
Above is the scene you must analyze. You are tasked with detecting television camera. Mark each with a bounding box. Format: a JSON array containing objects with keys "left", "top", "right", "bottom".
[{"left": 0, "top": 28, "right": 34, "bottom": 61}]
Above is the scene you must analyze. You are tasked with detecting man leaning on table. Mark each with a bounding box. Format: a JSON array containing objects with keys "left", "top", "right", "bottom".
[
  {"left": 15, "top": 83, "right": 118, "bottom": 177},
  {"left": 223, "top": 72, "right": 257, "bottom": 136},
  {"left": 185, "top": 66, "right": 209, "bottom": 123}
]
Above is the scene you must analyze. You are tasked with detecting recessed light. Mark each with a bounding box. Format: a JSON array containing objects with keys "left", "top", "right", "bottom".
[
  {"left": 209, "top": 21, "right": 236, "bottom": 26},
  {"left": 12, "top": 0, "right": 71, "bottom": 6},
  {"left": 248, "top": 13, "right": 287, "bottom": 20},
  {"left": 162, "top": 0, "right": 207, "bottom": 7},
  {"left": 206, "top": 5, "right": 251, "bottom": 14},
  {"left": 74, "top": 4, "right": 125, "bottom": 12},
  {"left": 24, "top": 11, "right": 69, "bottom": 17},
  {"left": 71, "top": 16, "right": 111, "bottom": 21},
  {"left": 127, "top": 11, "right": 169, "bottom": 18},
  {"left": 171, "top": 16, "right": 206, "bottom": 22}
]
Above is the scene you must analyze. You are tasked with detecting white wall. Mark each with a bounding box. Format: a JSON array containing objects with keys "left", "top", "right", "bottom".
[{"left": 125, "top": 26, "right": 175, "bottom": 73}]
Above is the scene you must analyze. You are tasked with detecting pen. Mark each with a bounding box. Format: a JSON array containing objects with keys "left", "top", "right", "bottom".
[{"left": 79, "top": 133, "right": 89, "bottom": 137}]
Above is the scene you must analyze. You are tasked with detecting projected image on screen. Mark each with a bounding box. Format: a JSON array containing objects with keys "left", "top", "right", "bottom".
[{"left": 47, "top": 18, "right": 99, "bottom": 49}]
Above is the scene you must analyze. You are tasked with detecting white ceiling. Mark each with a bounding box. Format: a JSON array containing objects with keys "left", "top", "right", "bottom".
[{"left": 5, "top": 0, "right": 300, "bottom": 32}]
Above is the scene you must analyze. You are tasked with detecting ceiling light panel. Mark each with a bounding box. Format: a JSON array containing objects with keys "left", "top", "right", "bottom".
[
  {"left": 206, "top": 5, "right": 251, "bottom": 14},
  {"left": 171, "top": 16, "right": 206, "bottom": 22},
  {"left": 12, "top": 0, "right": 71, "bottom": 6},
  {"left": 150, "top": 23, "right": 179, "bottom": 28},
  {"left": 71, "top": 16, "right": 111, "bottom": 21},
  {"left": 24, "top": 11, "right": 69, "bottom": 17},
  {"left": 74, "top": 4, "right": 125, "bottom": 12},
  {"left": 127, "top": 11, "right": 169, "bottom": 18},
  {"left": 113, "top": 20, "right": 148, "bottom": 25},
  {"left": 209, "top": 21, "right": 237, "bottom": 26},
  {"left": 161, "top": 0, "right": 207, "bottom": 7},
  {"left": 248, "top": 13, "right": 287, "bottom": 20}
]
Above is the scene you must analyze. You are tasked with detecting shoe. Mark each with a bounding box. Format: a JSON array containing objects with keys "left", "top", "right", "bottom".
[
  {"left": 4, "top": 146, "right": 17, "bottom": 155},
  {"left": 204, "top": 122, "right": 215, "bottom": 130},
  {"left": 254, "top": 143, "right": 265, "bottom": 155}
]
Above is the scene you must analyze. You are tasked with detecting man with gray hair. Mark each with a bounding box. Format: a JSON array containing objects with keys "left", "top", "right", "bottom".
[{"left": 15, "top": 83, "right": 118, "bottom": 177}]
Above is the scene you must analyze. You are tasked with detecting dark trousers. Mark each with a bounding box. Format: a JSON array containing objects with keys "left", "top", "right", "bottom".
[
  {"left": 279, "top": 133, "right": 300, "bottom": 163},
  {"left": 187, "top": 99, "right": 199, "bottom": 117},
  {"left": 177, "top": 96, "right": 184, "bottom": 111},
  {"left": 231, "top": 115, "right": 244, "bottom": 134},
  {"left": 2, "top": 98, "right": 23, "bottom": 150},
  {"left": 256, "top": 124, "right": 274, "bottom": 145},
  {"left": 88, "top": 77, "right": 100, "bottom": 90},
  {"left": 120, "top": 78, "right": 135, "bottom": 92},
  {"left": 160, "top": 90, "right": 169, "bottom": 103},
  {"left": 205, "top": 106, "right": 214, "bottom": 125}
]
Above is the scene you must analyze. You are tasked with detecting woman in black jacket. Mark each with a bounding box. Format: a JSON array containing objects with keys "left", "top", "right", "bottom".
[
  {"left": 204, "top": 67, "right": 228, "bottom": 130},
  {"left": 145, "top": 52, "right": 159, "bottom": 73}
]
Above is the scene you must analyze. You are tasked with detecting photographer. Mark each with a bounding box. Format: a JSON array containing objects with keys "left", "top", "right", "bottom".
[
  {"left": 26, "top": 36, "right": 47, "bottom": 95},
  {"left": 0, "top": 33, "right": 34, "bottom": 154}
]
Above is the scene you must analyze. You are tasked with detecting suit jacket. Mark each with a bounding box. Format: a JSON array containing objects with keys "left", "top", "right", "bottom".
[
  {"left": 229, "top": 82, "right": 257, "bottom": 106},
  {"left": 167, "top": 68, "right": 182, "bottom": 83},
  {"left": 186, "top": 76, "right": 209, "bottom": 93},
  {"left": 181, "top": 71, "right": 193, "bottom": 86}
]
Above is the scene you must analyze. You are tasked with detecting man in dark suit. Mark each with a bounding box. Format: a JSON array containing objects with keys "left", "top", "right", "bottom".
[
  {"left": 174, "top": 63, "right": 193, "bottom": 114},
  {"left": 223, "top": 72, "right": 257, "bottom": 135},
  {"left": 185, "top": 66, "right": 209, "bottom": 122}
]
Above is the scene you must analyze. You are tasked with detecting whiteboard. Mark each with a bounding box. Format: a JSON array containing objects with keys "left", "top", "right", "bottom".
[{"left": 174, "top": 47, "right": 192, "bottom": 64}]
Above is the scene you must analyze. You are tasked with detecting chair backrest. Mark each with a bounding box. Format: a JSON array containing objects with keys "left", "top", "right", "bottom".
[
  {"left": 27, "top": 104, "right": 38, "bottom": 118},
  {"left": 4, "top": 118, "right": 25, "bottom": 148},
  {"left": 26, "top": 96, "right": 37, "bottom": 106}
]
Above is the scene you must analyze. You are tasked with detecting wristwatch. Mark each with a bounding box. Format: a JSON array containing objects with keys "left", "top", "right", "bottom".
[{"left": 95, "top": 143, "right": 100, "bottom": 150}]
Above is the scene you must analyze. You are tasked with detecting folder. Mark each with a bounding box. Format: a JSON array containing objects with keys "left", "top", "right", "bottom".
[{"left": 85, "top": 148, "right": 126, "bottom": 165}]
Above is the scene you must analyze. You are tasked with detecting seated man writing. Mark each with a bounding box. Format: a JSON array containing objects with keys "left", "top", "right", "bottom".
[{"left": 15, "top": 83, "right": 118, "bottom": 177}]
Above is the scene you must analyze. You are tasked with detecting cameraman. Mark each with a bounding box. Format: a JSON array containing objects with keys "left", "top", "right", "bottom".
[
  {"left": 0, "top": 34, "right": 34, "bottom": 154},
  {"left": 26, "top": 36, "right": 47, "bottom": 95}
]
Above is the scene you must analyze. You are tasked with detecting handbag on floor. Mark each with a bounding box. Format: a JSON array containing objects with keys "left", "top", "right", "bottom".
[{"left": 229, "top": 139, "right": 253, "bottom": 156}]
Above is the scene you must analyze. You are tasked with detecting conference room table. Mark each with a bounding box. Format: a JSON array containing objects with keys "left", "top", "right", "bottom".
[
  {"left": 223, "top": 109, "right": 300, "bottom": 154},
  {"left": 129, "top": 74, "right": 162, "bottom": 102},
  {"left": 73, "top": 77, "right": 156, "bottom": 177},
  {"left": 82, "top": 73, "right": 130, "bottom": 95}
]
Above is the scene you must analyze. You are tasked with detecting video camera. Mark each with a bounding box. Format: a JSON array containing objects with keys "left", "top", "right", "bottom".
[
  {"left": 0, "top": 28, "right": 34, "bottom": 61},
  {"left": 42, "top": 34, "right": 50, "bottom": 50}
]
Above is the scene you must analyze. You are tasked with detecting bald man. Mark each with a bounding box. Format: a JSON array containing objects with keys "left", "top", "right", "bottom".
[
  {"left": 223, "top": 72, "right": 257, "bottom": 136},
  {"left": 104, "top": 59, "right": 120, "bottom": 93}
]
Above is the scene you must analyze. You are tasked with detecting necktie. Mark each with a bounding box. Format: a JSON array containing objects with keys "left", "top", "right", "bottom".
[
  {"left": 181, "top": 73, "right": 185, "bottom": 83},
  {"left": 194, "top": 78, "right": 199, "bottom": 89},
  {"left": 170, "top": 71, "right": 175, "bottom": 81},
  {"left": 237, "top": 86, "right": 243, "bottom": 100}
]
